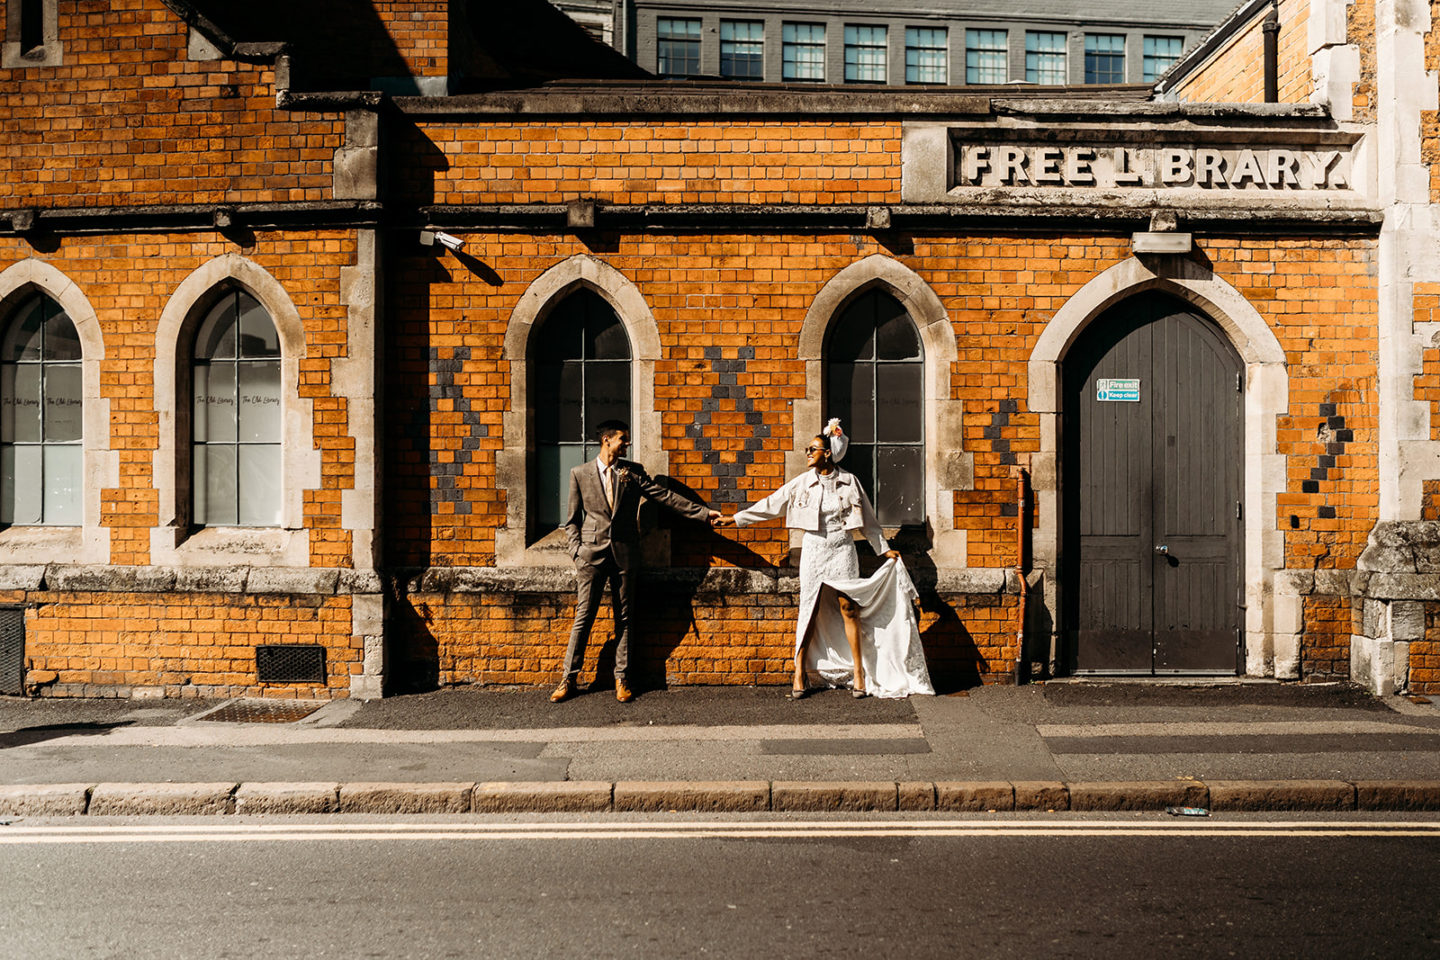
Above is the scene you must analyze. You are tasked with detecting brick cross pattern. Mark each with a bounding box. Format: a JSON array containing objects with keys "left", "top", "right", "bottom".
[{"left": 684, "top": 345, "right": 769, "bottom": 505}]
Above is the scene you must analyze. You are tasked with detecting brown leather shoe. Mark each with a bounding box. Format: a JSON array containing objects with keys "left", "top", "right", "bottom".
[
  {"left": 615, "top": 680, "right": 634, "bottom": 703},
  {"left": 549, "top": 678, "right": 574, "bottom": 703}
]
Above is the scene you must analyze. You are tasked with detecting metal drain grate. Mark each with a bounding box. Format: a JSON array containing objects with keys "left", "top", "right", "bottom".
[
  {"left": 255, "top": 644, "right": 326, "bottom": 684},
  {"left": 0, "top": 608, "right": 24, "bottom": 696},
  {"left": 197, "top": 700, "right": 323, "bottom": 723}
]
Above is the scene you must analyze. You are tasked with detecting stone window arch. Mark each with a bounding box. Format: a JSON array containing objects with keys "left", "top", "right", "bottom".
[
  {"left": 0, "top": 259, "right": 111, "bottom": 565},
  {"left": 799, "top": 254, "right": 967, "bottom": 566},
  {"left": 152, "top": 254, "right": 317, "bottom": 567},
  {"left": 497, "top": 255, "right": 663, "bottom": 567}
]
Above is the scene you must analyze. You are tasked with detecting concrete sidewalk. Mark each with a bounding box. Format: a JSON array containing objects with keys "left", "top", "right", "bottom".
[{"left": 3, "top": 681, "right": 1440, "bottom": 815}]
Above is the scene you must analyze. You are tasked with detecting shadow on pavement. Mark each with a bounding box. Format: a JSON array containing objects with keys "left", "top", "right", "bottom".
[{"left": 0, "top": 721, "right": 134, "bottom": 749}]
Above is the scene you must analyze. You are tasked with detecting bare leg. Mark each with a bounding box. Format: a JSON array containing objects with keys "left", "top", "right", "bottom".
[
  {"left": 838, "top": 593, "right": 864, "bottom": 693},
  {"left": 793, "top": 618, "right": 814, "bottom": 692}
]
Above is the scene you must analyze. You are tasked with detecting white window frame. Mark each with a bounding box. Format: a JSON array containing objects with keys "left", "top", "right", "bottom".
[
  {"left": 151, "top": 255, "right": 318, "bottom": 568},
  {"left": 0, "top": 260, "right": 111, "bottom": 565},
  {"left": 782, "top": 22, "right": 826, "bottom": 82},
  {"left": 965, "top": 29, "right": 1008, "bottom": 85},
  {"left": 2, "top": 0, "right": 62, "bottom": 69},
  {"left": 905, "top": 27, "right": 947, "bottom": 85}
]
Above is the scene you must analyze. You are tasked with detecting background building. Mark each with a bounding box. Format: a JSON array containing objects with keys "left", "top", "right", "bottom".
[{"left": 589, "top": 0, "right": 1237, "bottom": 86}]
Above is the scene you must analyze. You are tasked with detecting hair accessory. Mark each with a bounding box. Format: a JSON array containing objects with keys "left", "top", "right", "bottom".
[{"left": 823, "top": 417, "right": 849, "bottom": 463}]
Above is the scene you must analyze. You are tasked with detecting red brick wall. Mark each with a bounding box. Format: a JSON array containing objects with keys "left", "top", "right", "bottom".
[
  {"left": 0, "top": 0, "right": 344, "bottom": 207},
  {"left": 1302, "top": 594, "right": 1352, "bottom": 679},
  {"left": 1172, "top": 0, "right": 1314, "bottom": 104},
  {"left": 13, "top": 590, "right": 358, "bottom": 698}
]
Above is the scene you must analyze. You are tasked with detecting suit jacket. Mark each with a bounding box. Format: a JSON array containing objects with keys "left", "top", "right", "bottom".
[{"left": 564, "top": 457, "right": 709, "bottom": 569}]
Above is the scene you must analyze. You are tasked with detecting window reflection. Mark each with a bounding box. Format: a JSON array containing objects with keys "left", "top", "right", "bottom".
[
  {"left": 192, "top": 290, "right": 282, "bottom": 526},
  {"left": 0, "top": 293, "right": 82, "bottom": 525},
  {"left": 533, "top": 289, "right": 632, "bottom": 531},
  {"left": 824, "top": 289, "right": 924, "bottom": 525}
]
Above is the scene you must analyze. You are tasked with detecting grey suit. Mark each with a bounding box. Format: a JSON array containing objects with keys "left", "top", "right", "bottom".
[{"left": 561, "top": 457, "right": 709, "bottom": 682}]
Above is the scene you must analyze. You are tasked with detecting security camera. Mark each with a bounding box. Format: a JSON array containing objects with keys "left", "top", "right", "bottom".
[{"left": 420, "top": 230, "right": 466, "bottom": 252}]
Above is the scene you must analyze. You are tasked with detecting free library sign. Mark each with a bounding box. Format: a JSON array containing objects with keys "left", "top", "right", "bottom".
[
  {"left": 953, "top": 143, "right": 1351, "bottom": 191},
  {"left": 899, "top": 121, "right": 1365, "bottom": 204}
]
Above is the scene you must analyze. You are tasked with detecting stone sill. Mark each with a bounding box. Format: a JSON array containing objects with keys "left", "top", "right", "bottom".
[{"left": 0, "top": 564, "right": 383, "bottom": 596}]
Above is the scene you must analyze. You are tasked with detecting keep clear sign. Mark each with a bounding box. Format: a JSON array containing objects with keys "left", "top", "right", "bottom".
[{"left": 1096, "top": 378, "right": 1140, "bottom": 402}]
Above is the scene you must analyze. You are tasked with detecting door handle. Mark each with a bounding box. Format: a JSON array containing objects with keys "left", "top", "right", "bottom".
[{"left": 1154, "top": 544, "right": 1169, "bottom": 555}]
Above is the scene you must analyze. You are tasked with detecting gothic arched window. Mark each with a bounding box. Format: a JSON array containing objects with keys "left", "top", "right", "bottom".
[
  {"left": 191, "top": 289, "right": 282, "bottom": 526},
  {"left": 825, "top": 289, "right": 924, "bottom": 525},
  {"left": 533, "top": 289, "right": 632, "bottom": 531},
  {"left": 1, "top": 293, "right": 81, "bottom": 524}
]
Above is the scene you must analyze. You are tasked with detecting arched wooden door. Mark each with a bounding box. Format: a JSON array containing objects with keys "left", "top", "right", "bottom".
[{"left": 1062, "top": 293, "right": 1244, "bottom": 674}]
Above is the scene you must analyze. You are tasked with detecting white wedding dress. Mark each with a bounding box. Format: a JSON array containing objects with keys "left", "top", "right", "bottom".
[{"left": 795, "top": 478, "right": 934, "bottom": 699}]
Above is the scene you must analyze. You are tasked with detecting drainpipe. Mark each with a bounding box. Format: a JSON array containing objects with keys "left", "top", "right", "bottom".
[
  {"left": 1262, "top": 5, "right": 1280, "bottom": 103},
  {"left": 1014, "top": 467, "right": 1030, "bottom": 685}
]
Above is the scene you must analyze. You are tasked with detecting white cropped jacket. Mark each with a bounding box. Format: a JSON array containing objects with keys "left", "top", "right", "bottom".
[{"left": 733, "top": 468, "right": 889, "bottom": 555}]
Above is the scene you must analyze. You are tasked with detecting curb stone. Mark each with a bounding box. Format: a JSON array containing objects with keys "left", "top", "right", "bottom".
[
  {"left": 0, "top": 783, "right": 91, "bottom": 816},
  {"left": 339, "top": 782, "right": 474, "bottom": 814},
  {"left": 234, "top": 782, "right": 340, "bottom": 815},
  {"left": 772, "top": 781, "right": 898, "bottom": 812},
  {"left": 88, "top": 782, "right": 237, "bottom": 816},
  {"left": 7, "top": 779, "right": 1440, "bottom": 816},
  {"left": 471, "top": 781, "right": 612, "bottom": 813},
  {"left": 1207, "top": 779, "right": 1355, "bottom": 812},
  {"left": 613, "top": 781, "right": 770, "bottom": 812},
  {"left": 1068, "top": 781, "right": 1209, "bottom": 812}
]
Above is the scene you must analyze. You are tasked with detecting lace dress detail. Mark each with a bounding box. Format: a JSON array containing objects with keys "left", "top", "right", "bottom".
[{"left": 795, "top": 475, "right": 858, "bottom": 649}]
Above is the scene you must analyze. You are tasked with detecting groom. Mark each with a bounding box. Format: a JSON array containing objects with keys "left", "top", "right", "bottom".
[{"left": 552, "top": 420, "right": 719, "bottom": 703}]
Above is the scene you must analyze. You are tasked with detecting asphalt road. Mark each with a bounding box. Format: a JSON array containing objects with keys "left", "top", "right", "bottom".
[{"left": 3, "top": 814, "right": 1438, "bottom": 959}]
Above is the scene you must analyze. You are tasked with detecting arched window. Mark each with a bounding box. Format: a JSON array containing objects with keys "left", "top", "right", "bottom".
[
  {"left": 191, "top": 289, "right": 281, "bottom": 526},
  {"left": 533, "top": 289, "right": 631, "bottom": 530},
  {"left": 0, "top": 293, "right": 81, "bottom": 525},
  {"left": 825, "top": 289, "right": 924, "bottom": 525}
]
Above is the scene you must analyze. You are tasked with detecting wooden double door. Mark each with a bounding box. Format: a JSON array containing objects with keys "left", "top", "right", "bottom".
[{"left": 1062, "top": 294, "right": 1244, "bottom": 675}]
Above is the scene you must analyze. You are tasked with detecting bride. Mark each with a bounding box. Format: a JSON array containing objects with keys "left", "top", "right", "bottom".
[{"left": 715, "top": 420, "right": 933, "bottom": 699}]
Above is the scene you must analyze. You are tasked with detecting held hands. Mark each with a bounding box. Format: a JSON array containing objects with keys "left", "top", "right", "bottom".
[{"left": 709, "top": 510, "right": 734, "bottom": 528}]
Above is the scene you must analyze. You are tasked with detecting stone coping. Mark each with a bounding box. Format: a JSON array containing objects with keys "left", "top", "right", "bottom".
[{"left": 3, "top": 779, "right": 1439, "bottom": 816}]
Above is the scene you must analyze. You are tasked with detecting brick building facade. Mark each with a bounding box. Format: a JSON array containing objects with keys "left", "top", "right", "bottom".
[{"left": 0, "top": 0, "right": 1437, "bottom": 700}]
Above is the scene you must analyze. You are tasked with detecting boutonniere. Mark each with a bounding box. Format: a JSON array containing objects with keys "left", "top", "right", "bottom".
[{"left": 614, "top": 466, "right": 634, "bottom": 484}]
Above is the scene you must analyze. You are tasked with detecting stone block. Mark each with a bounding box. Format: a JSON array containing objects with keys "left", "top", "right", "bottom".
[
  {"left": 0, "top": 564, "right": 45, "bottom": 591},
  {"left": 234, "top": 782, "right": 339, "bottom": 815},
  {"left": 935, "top": 781, "right": 1014, "bottom": 812},
  {"left": 1362, "top": 598, "right": 1386, "bottom": 638},
  {"left": 613, "top": 781, "right": 769, "bottom": 812},
  {"left": 246, "top": 567, "right": 340, "bottom": 595},
  {"left": 898, "top": 781, "right": 935, "bottom": 811},
  {"left": 1206, "top": 780, "right": 1355, "bottom": 811},
  {"left": 771, "top": 781, "right": 898, "bottom": 812},
  {"left": 89, "top": 782, "right": 236, "bottom": 816},
  {"left": 175, "top": 565, "right": 249, "bottom": 593},
  {"left": 472, "top": 781, "right": 612, "bottom": 813},
  {"left": 1353, "top": 780, "right": 1440, "bottom": 811},
  {"left": 0, "top": 783, "right": 91, "bottom": 816},
  {"left": 1389, "top": 601, "right": 1425, "bottom": 641},
  {"left": 338, "top": 782, "right": 473, "bottom": 814},
  {"left": 1067, "top": 781, "right": 1207, "bottom": 811},
  {"left": 1012, "top": 781, "right": 1070, "bottom": 811}
]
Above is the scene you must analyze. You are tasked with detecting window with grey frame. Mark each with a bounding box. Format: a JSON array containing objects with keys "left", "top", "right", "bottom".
[
  {"left": 782, "top": 22, "right": 825, "bottom": 81},
  {"left": 904, "top": 27, "right": 947, "bottom": 84},
  {"left": 191, "top": 289, "right": 282, "bottom": 527},
  {"left": 1025, "top": 30, "right": 1067, "bottom": 85},
  {"left": 825, "top": 290, "right": 924, "bottom": 526},
  {"left": 0, "top": 292, "right": 81, "bottom": 525},
  {"left": 533, "top": 289, "right": 632, "bottom": 532},
  {"left": 965, "top": 29, "right": 1008, "bottom": 84},
  {"left": 720, "top": 20, "right": 763, "bottom": 79},
  {"left": 1085, "top": 34, "right": 1125, "bottom": 84},
  {"left": 656, "top": 17, "right": 701, "bottom": 77},
  {"left": 1143, "top": 35, "right": 1183, "bottom": 82},
  {"left": 844, "top": 24, "right": 887, "bottom": 83}
]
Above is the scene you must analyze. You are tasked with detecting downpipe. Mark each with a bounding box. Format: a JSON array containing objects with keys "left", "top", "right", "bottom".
[{"left": 1014, "top": 466, "right": 1030, "bottom": 685}]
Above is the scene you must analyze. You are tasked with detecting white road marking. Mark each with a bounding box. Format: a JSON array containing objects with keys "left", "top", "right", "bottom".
[{"left": 2, "top": 820, "right": 1438, "bottom": 844}]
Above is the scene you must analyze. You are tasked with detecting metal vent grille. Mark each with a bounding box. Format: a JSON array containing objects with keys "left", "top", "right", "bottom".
[
  {"left": 0, "top": 607, "right": 24, "bottom": 696},
  {"left": 255, "top": 644, "right": 326, "bottom": 684}
]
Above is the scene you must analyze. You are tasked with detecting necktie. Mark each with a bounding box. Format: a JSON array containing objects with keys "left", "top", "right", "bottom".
[{"left": 602, "top": 466, "right": 614, "bottom": 509}]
